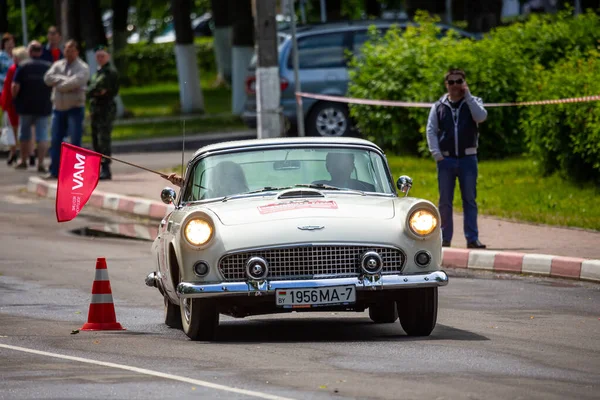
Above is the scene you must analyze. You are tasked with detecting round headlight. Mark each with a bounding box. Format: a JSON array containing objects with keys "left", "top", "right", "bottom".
[
  {"left": 184, "top": 218, "right": 213, "bottom": 246},
  {"left": 409, "top": 210, "right": 438, "bottom": 236}
]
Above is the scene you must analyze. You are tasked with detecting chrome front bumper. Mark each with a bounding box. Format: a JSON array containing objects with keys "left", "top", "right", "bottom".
[{"left": 173, "top": 271, "right": 448, "bottom": 299}]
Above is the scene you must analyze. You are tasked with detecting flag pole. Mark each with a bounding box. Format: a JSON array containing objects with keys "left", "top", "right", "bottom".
[{"left": 100, "top": 155, "right": 169, "bottom": 179}]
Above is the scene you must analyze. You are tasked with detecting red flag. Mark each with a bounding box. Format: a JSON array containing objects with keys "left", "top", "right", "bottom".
[{"left": 56, "top": 143, "right": 102, "bottom": 222}]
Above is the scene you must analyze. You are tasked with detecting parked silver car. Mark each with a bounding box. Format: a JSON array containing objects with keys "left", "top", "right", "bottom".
[{"left": 242, "top": 20, "right": 481, "bottom": 137}]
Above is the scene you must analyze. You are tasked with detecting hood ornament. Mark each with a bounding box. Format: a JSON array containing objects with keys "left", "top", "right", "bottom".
[{"left": 297, "top": 225, "right": 325, "bottom": 231}]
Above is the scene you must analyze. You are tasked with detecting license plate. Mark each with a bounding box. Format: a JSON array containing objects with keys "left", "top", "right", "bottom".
[{"left": 275, "top": 285, "right": 356, "bottom": 308}]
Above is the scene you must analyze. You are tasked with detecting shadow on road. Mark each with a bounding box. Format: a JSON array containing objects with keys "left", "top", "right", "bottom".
[{"left": 210, "top": 318, "right": 489, "bottom": 343}]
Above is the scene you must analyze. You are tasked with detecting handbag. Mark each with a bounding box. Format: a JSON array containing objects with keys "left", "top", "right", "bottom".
[{"left": 0, "top": 112, "right": 16, "bottom": 147}]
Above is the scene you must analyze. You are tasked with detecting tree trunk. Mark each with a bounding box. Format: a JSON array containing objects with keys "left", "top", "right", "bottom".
[
  {"left": 254, "top": 0, "right": 281, "bottom": 138},
  {"left": 0, "top": 0, "right": 7, "bottom": 33},
  {"left": 325, "top": 0, "right": 343, "bottom": 20},
  {"left": 172, "top": 0, "right": 204, "bottom": 113},
  {"left": 211, "top": 0, "right": 233, "bottom": 85},
  {"left": 364, "top": 0, "right": 381, "bottom": 18},
  {"left": 465, "top": 0, "right": 502, "bottom": 32},
  {"left": 112, "top": 0, "right": 130, "bottom": 57},
  {"left": 53, "top": 0, "right": 62, "bottom": 33},
  {"left": 231, "top": 0, "right": 254, "bottom": 115},
  {"left": 112, "top": 0, "right": 130, "bottom": 118},
  {"left": 80, "top": 0, "right": 107, "bottom": 73},
  {"left": 405, "top": 0, "right": 446, "bottom": 18},
  {"left": 67, "top": 0, "right": 82, "bottom": 43}
]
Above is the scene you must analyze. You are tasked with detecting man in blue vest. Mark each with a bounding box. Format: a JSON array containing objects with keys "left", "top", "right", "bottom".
[{"left": 426, "top": 69, "right": 488, "bottom": 249}]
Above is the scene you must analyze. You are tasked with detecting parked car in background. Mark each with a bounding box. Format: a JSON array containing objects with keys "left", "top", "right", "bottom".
[{"left": 242, "top": 20, "right": 481, "bottom": 137}]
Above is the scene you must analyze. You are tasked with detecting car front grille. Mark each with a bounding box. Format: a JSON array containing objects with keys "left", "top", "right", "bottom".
[{"left": 218, "top": 245, "right": 406, "bottom": 281}]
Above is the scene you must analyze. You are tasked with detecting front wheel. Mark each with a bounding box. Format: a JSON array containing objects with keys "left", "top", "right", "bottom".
[
  {"left": 180, "top": 297, "right": 219, "bottom": 341},
  {"left": 368, "top": 301, "right": 399, "bottom": 323},
  {"left": 306, "top": 102, "right": 350, "bottom": 137},
  {"left": 397, "top": 288, "right": 438, "bottom": 336}
]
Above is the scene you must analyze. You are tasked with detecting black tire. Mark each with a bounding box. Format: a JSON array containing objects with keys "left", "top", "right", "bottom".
[
  {"left": 180, "top": 298, "right": 219, "bottom": 341},
  {"left": 306, "top": 101, "right": 351, "bottom": 137},
  {"left": 164, "top": 296, "right": 182, "bottom": 329},
  {"left": 368, "top": 301, "right": 399, "bottom": 323},
  {"left": 397, "top": 288, "right": 438, "bottom": 337}
]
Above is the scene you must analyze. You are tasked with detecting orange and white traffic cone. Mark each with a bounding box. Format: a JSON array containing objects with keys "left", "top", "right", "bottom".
[{"left": 80, "top": 257, "right": 125, "bottom": 331}]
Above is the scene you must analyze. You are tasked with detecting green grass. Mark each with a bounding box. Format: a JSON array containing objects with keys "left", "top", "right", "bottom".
[
  {"left": 388, "top": 155, "right": 600, "bottom": 231},
  {"left": 82, "top": 72, "right": 245, "bottom": 143},
  {"left": 83, "top": 116, "right": 246, "bottom": 143},
  {"left": 119, "top": 72, "right": 232, "bottom": 118}
]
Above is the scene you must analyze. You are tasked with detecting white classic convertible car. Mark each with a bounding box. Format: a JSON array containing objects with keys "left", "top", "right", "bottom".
[{"left": 146, "top": 137, "right": 448, "bottom": 340}]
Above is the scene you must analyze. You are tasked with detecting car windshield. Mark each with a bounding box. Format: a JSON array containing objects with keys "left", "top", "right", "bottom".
[{"left": 181, "top": 146, "right": 394, "bottom": 203}]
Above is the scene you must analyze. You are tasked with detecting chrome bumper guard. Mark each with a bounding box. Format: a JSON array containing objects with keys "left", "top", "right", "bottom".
[{"left": 175, "top": 271, "right": 449, "bottom": 299}]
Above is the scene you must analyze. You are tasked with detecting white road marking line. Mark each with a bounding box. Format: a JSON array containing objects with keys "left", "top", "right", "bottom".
[{"left": 0, "top": 343, "right": 294, "bottom": 400}]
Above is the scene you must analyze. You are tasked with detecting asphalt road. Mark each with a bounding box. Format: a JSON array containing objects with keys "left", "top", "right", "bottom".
[{"left": 1, "top": 159, "right": 599, "bottom": 400}]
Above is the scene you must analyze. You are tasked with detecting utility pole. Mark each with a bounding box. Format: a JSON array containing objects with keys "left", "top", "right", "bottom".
[
  {"left": 320, "top": 0, "right": 327, "bottom": 22},
  {"left": 287, "top": 0, "right": 304, "bottom": 137},
  {"left": 445, "top": 0, "right": 452, "bottom": 24},
  {"left": 253, "top": 0, "right": 281, "bottom": 138},
  {"left": 574, "top": 0, "right": 582, "bottom": 15},
  {"left": 20, "top": 0, "right": 28, "bottom": 45}
]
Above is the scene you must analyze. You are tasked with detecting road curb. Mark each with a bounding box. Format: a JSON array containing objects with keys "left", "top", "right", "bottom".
[
  {"left": 27, "top": 176, "right": 174, "bottom": 221},
  {"left": 27, "top": 176, "right": 599, "bottom": 284},
  {"left": 442, "top": 248, "right": 600, "bottom": 283}
]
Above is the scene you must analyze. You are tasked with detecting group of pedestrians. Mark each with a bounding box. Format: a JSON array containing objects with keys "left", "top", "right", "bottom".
[{"left": 0, "top": 27, "right": 119, "bottom": 180}]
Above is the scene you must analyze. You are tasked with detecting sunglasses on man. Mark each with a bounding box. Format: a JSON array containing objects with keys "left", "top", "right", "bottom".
[{"left": 446, "top": 78, "right": 464, "bottom": 86}]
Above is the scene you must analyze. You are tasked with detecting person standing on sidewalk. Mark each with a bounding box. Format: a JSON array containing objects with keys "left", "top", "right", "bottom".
[
  {"left": 87, "top": 45, "right": 119, "bottom": 180},
  {"left": 1, "top": 45, "right": 27, "bottom": 166},
  {"left": 426, "top": 68, "right": 488, "bottom": 249},
  {"left": 11, "top": 41, "right": 52, "bottom": 172},
  {"left": 0, "top": 33, "right": 15, "bottom": 96},
  {"left": 41, "top": 26, "right": 64, "bottom": 64},
  {"left": 43, "top": 40, "right": 90, "bottom": 179}
]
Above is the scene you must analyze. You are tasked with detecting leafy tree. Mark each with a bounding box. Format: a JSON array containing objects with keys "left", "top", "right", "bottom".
[{"left": 4, "top": 0, "right": 56, "bottom": 44}]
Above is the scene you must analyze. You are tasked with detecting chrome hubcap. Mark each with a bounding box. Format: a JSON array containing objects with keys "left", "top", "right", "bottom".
[{"left": 316, "top": 108, "right": 347, "bottom": 137}]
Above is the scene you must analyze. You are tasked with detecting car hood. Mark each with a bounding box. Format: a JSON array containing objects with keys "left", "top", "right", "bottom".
[{"left": 204, "top": 194, "right": 396, "bottom": 226}]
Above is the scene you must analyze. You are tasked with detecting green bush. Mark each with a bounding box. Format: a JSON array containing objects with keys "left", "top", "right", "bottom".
[
  {"left": 519, "top": 51, "right": 600, "bottom": 184},
  {"left": 348, "top": 11, "right": 600, "bottom": 160},
  {"left": 115, "top": 39, "right": 216, "bottom": 87}
]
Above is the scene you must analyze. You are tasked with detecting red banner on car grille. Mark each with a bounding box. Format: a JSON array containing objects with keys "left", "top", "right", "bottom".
[{"left": 56, "top": 143, "right": 102, "bottom": 222}]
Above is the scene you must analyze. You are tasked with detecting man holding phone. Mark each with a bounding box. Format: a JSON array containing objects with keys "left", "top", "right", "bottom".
[{"left": 426, "top": 68, "right": 488, "bottom": 249}]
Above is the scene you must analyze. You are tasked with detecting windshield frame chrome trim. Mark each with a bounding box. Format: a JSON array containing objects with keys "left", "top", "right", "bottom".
[{"left": 179, "top": 142, "right": 397, "bottom": 207}]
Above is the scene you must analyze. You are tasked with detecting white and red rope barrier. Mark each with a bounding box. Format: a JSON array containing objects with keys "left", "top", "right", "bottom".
[{"left": 295, "top": 92, "right": 600, "bottom": 108}]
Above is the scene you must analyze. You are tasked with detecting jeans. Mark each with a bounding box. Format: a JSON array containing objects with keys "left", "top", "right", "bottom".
[
  {"left": 49, "top": 107, "right": 85, "bottom": 177},
  {"left": 18, "top": 115, "right": 50, "bottom": 142},
  {"left": 437, "top": 155, "right": 479, "bottom": 243}
]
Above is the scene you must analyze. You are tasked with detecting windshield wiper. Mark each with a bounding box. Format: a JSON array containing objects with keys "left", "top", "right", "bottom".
[
  {"left": 222, "top": 186, "right": 292, "bottom": 202},
  {"left": 245, "top": 186, "right": 293, "bottom": 194},
  {"left": 294, "top": 183, "right": 364, "bottom": 195}
]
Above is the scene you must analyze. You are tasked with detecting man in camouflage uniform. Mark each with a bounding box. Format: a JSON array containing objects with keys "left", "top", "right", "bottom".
[{"left": 87, "top": 45, "right": 119, "bottom": 180}]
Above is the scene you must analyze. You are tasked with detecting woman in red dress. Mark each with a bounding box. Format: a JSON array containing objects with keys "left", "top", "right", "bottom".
[{"left": 1, "top": 47, "right": 30, "bottom": 165}]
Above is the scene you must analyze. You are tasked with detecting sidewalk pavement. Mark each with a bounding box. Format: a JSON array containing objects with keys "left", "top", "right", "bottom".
[{"left": 27, "top": 168, "right": 600, "bottom": 284}]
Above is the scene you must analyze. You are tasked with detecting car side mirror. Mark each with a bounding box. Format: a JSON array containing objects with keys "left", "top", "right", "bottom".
[
  {"left": 161, "top": 187, "right": 177, "bottom": 205},
  {"left": 396, "top": 175, "right": 413, "bottom": 197}
]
